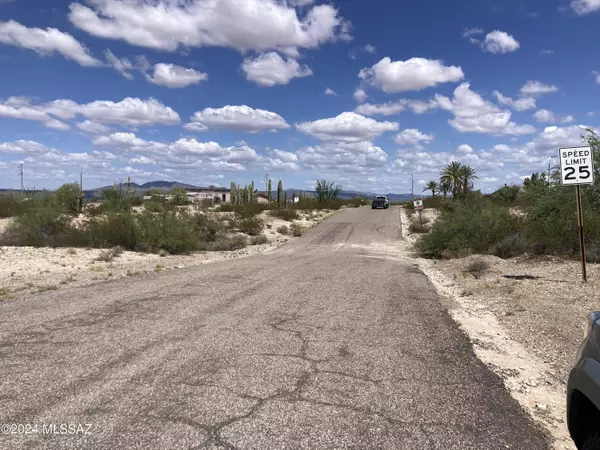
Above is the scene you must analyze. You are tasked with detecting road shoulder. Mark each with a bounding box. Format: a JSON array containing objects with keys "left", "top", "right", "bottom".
[{"left": 398, "top": 206, "right": 575, "bottom": 450}]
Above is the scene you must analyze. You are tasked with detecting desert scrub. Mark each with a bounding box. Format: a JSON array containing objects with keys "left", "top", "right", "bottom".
[
  {"left": 409, "top": 215, "right": 430, "bottom": 234},
  {"left": 95, "top": 246, "right": 123, "bottom": 262},
  {"left": 290, "top": 222, "right": 304, "bottom": 237},
  {"left": 204, "top": 235, "right": 247, "bottom": 251},
  {"left": 415, "top": 199, "right": 522, "bottom": 259},
  {"left": 250, "top": 234, "right": 269, "bottom": 245},
  {"left": 235, "top": 215, "right": 264, "bottom": 236},
  {"left": 277, "top": 225, "right": 289, "bottom": 235},
  {"left": 268, "top": 209, "right": 300, "bottom": 221},
  {"left": 463, "top": 258, "right": 490, "bottom": 279}
]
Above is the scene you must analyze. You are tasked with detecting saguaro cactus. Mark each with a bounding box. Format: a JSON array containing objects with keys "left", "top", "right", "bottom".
[
  {"left": 277, "top": 180, "right": 283, "bottom": 209},
  {"left": 267, "top": 179, "right": 272, "bottom": 203},
  {"left": 250, "top": 181, "right": 255, "bottom": 204},
  {"left": 284, "top": 191, "right": 288, "bottom": 209},
  {"left": 230, "top": 182, "right": 236, "bottom": 204}
]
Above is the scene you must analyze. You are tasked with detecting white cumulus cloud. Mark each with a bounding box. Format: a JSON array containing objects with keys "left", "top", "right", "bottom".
[
  {"left": 68, "top": 0, "right": 351, "bottom": 53},
  {"left": 520, "top": 80, "right": 559, "bottom": 96},
  {"left": 353, "top": 88, "right": 367, "bottom": 103},
  {"left": 394, "top": 129, "right": 434, "bottom": 146},
  {"left": 492, "top": 91, "right": 536, "bottom": 111},
  {"left": 242, "top": 52, "right": 312, "bottom": 87},
  {"left": 146, "top": 63, "right": 208, "bottom": 88},
  {"left": 434, "top": 83, "right": 537, "bottom": 135},
  {"left": 571, "top": 0, "right": 600, "bottom": 15},
  {"left": 482, "top": 30, "right": 520, "bottom": 54},
  {"left": 296, "top": 112, "right": 399, "bottom": 143},
  {"left": 0, "top": 20, "right": 103, "bottom": 67},
  {"left": 0, "top": 96, "right": 180, "bottom": 129},
  {"left": 359, "top": 57, "right": 464, "bottom": 93},
  {"left": 184, "top": 105, "right": 290, "bottom": 133}
]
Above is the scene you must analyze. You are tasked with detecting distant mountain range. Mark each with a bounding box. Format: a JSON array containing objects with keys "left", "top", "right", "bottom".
[
  {"left": 87, "top": 181, "right": 199, "bottom": 192},
  {"left": 2, "top": 180, "right": 414, "bottom": 202}
]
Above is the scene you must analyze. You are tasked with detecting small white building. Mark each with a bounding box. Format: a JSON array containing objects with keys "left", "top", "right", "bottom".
[{"left": 185, "top": 188, "right": 231, "bottom": 203}]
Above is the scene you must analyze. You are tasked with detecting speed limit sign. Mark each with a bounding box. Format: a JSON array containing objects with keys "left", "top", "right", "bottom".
[
  {"left": 558, "top": 145, "right": 595, "bottom": 284},
  {"left": 559, "top": 146, "right": 595, "bottom": 185}
]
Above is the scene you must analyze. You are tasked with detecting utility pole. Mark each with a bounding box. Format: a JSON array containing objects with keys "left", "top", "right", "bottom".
[
  {"left": 80, "top": 171, "right": 84, "bottom": 213},
  {"left": 19, "top": 163, "right": 24, "bottom": 195},
  {"left": 547, "top": 157, "right": 552, "bottom": 189}
]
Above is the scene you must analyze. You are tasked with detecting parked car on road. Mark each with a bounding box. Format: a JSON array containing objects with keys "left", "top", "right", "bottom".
[
  {"left": 372, "top": 196, "right": 389, "bottom": 209},
  {"left": 567, "top": 312, "right": 600, "bottom": 449}
]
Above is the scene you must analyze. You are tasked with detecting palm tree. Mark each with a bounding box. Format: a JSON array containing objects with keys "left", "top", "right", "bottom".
[
  {"left": 439, "top": 180, "right": 451, "bottom": 199},
  {"left": 423, "top": 181, "right": 439, "bottom": 198},
  {"left": 440, "top": 161, "right": 463, "bottom": 200},
  {"left": 459, "top": 165, "right": 478, "bottom": 197}
]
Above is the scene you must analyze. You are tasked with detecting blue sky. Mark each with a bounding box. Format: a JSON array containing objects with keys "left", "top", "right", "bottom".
[{"left": 1, "top": 0, "right": 599, "bottom": 193}]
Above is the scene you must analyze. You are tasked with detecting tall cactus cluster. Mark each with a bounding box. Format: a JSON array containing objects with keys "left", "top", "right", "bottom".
[{"left": 229, "top": 181, "right": 256, "bottom": 205}]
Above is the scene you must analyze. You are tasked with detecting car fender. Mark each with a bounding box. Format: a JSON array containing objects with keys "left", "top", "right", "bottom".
[{"left": 568, "top": 357, "right": 600, "bottom": 440}]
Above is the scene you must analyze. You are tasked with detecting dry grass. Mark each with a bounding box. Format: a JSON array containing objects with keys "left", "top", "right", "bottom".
[
  {"left": 290, "top": 222, "right": 304, "bottom": 237},
  {"left": 250, "top": 234, "right": 269, "bottom": 245},
  {"left": 463, "top": 258, "right": 490, "bottom": 279},
  {"left": 37, "top": 284, "right": 58, "bottom": 293},
  {"left": 95, "top": 246, "right": 124, "bottom": 262}
]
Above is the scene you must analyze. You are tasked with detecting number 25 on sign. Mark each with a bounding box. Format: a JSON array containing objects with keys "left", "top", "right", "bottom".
[{"left": 559, "top": 146, "right": 595, "bottom": 283}]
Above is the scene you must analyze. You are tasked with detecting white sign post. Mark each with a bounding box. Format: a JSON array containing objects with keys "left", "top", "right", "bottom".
[
  {"left": 559, "top": 146, "right": 595, "bottom": 282},
  {"left": 413, "top": 199, "right": 424, "bottom": 231}
]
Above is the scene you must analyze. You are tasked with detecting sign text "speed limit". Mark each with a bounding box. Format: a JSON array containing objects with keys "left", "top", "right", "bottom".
[{"left": 559, "top": 146, "right": 595, "bottom": 185}]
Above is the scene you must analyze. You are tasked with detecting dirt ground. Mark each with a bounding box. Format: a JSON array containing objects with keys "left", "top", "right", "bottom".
[
  {"left": 0, "top": 209, "right": 339, "bottom": 301},
  {"left": 401, "top": 206, "right": 593, "bottom": 450}
]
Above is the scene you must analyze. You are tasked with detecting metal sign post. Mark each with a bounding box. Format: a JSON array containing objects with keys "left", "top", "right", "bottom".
[
  {"left": 576, "top": 185, "right": 587, "bottom": 282},
  {"left": 559, "top": 146, "right": 594, "bottom": 283}
]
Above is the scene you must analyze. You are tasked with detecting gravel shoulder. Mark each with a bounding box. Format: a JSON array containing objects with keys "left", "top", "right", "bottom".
[
  {"left": 400, "top": 206, "right": 588, "bottom": 450},
  {"left": 0, "top": 209, "right": 338, "bottom": 301}
]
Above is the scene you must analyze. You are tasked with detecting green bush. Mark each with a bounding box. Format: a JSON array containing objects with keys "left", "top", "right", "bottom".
[
  {"left": 169, "top": 188, "right": 191, "bottom": 206},
  {"left": 216, "top": 203, "right": 235, "bottom": 212},
  {"left": 2, "top": 206, "right": 71, "bottom": 247},
  {"left": 523, "top": 187, "right": 600, "bottom": 257},
  {"left": 86, "top": 212, "right": 139, "bottom": 250},
  {"left": 135, "top": 210, "right": 199, "bottom": 254},
  {"left": 54, "top": 183, "right": 82, "bottom": 214},
  {"left": 0, "top": 193, "right": 25, "bottom": 218},
  {"left": 236, "top": 215, "right": 264, "bottom": 235},
  {"left": 99, "top": 186, "right": 136, "bottom": 212},
  {"left": 491, "top": 233, "right": 526, "bottom": 259},
  {"left": 269, "top": 209, "right": 300, "bottom": 221},
  {"left": 415, "top": 199, "right": 522, "bottom": 259}
]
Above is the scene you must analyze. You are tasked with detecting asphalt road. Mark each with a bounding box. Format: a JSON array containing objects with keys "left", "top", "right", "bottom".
[{"left": 0, "top": 206, "right": 550, "bottom": 449}]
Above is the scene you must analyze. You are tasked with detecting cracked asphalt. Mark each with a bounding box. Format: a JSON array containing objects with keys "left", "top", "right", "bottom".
[{"left": 0, "top": 206, "right": 550, "bottom": 449}]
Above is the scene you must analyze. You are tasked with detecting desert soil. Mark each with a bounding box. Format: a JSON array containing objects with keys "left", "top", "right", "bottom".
[
  {"left": 0, "top": 209, "right": 339, "bottom": 301},
  {"left": 401, "top": 206, "right": 596, "bottom": 450}
]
